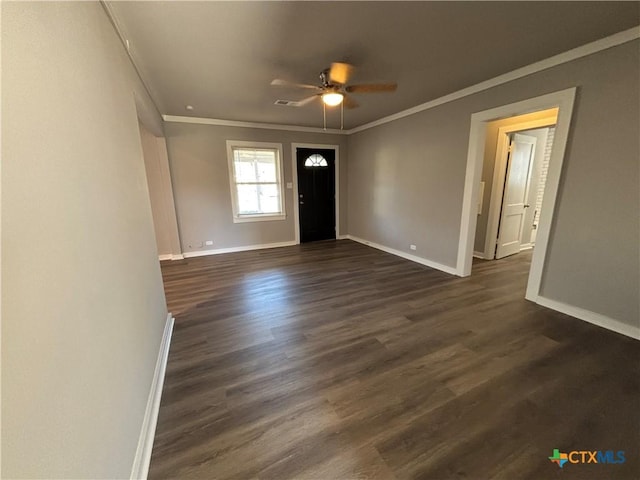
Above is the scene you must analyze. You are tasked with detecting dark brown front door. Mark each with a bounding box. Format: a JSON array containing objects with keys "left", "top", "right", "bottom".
[{"left": 296, "top": 148, "right": 336, "bottom": 243}]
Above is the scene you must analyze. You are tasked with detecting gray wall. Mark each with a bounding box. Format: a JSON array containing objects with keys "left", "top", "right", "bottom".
[
  {"left": 347, "top": 40, "right": 639, "bottom": 327},
  {"left": 164, "top": 122, "right": 348, "bottom": 253},
  {"left": 2, "top": 2, "right": 168, "bottom": 478}
]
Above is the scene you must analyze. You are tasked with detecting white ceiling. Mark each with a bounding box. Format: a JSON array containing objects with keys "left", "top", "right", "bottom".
[{"left": 107, "top": 1, "right": 639, "bottom": 129}]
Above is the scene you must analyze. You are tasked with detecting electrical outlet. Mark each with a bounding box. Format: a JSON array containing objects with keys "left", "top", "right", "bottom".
[
  {"left": 410, "top": 244, "right": 417, "bottom": 251},
  {"left": 205, "top": 240, "right": 214, "bottom": 246}
]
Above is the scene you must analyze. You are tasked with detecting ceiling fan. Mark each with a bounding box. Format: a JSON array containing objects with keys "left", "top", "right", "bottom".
[{"left": 270, "top": 62, "right": 397, "bottom": 110}]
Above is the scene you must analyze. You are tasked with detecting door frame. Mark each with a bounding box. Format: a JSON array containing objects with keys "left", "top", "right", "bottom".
[
  {"left": 456, "top": 87, "right": 576, "bottom": 302},
  {"left": 483, "top": 116, "right": 557, "bottom": 260},
  {"left": 291, "top": 143, "right": 340, "bottom": 244}
]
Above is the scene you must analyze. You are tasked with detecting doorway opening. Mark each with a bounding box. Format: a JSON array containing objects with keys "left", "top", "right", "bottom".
[
  {"left": 456, "top": 88, "right": 576, "bottom": 302},
  {"left": 475, "top": 108, "right": 558, "bottom": 261},
  {"left": 291, "top": 143, "right": 340, "bottom": 243}
]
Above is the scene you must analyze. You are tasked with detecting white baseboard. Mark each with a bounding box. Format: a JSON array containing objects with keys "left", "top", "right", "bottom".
[
  {"left": 536, "top": 296, "right": 640, "bottom": 340},
  {"left": 337, "top": 234, "right": 349, "bottom": 240},
  {"left": 519, "top": 244, "right": 533, "bottom": 251},
  {"left": 158, "top": 253, "right": 184, "bottom": 261},
  {"left": 182, "top": 240, "right": 296, "bottom": 258},
  {"left": 130, "top": 313, "right": 174, "bottom": 480},
  {"left": 473, "top": 251, "right": 485, "bottom": 259},
  {"left": 347, "top": 235, "right": 458, "bottom": 276}
]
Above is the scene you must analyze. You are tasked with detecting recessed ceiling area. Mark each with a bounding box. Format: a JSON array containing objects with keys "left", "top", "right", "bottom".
[{"left": 107, "top": 1, "right": 640, "bottom": 129}]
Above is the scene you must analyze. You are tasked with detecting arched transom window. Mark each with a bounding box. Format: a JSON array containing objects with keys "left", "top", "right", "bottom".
[{"left": 304, "top": 154, "right": 328, "bottom": 167}]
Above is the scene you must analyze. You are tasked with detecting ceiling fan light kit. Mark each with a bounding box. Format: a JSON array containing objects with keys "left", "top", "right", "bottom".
[
  {"left": 271, "top": 61, "right": 397, "bottom": 129},
  {"left": 322, "top": 92, "right": 344, "bottom": 106}
]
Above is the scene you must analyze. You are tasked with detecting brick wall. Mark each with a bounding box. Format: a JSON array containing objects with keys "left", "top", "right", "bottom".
[{"left": 533, "top": 127, "right": 555, "bottom": 226}]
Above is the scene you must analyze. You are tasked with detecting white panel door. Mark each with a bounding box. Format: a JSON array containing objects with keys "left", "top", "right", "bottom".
[{"left": 496, "top": 133, "right": 537, "bottom": 259}]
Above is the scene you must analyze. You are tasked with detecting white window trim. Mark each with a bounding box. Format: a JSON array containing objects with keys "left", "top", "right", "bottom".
[{"left": 226, "top": 140, "right": 286, "bottom": 223}]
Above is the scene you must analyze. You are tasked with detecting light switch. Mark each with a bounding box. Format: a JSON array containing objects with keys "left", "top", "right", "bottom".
[{"left": 286, "top": 182, "right": 293, "bottom": 189}]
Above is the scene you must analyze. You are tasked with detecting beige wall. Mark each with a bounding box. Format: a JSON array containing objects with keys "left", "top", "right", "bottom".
[
  {"left": 2, "top": 2, "right": 168, "bottom": 478},
  {"left": 474, "top": 110, "right": 556, "bottom": 253},
  {"left": 347, "top": 39, "right": 639, "bottom": 327},
  {"left": 139, "top": 122, "right": 182, "bottom": 257},
  {"left": 164, "top": 122, "right": 348, "bottom": 253}
]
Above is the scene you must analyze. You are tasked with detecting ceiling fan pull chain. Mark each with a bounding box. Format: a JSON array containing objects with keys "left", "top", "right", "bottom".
[
  {"left": 341, "top": 102, "right": 344, "bottom": 130},
  {"left": 323, "top": 102, "right": 327, "bottom": 131}
]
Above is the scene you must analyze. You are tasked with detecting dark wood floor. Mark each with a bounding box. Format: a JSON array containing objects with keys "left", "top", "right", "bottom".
[{"left": 149, "top": 240, "right": 639, "bottom": 479}]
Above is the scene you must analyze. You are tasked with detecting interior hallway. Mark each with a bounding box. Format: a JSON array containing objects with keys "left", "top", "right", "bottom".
[{"left": 150, "top": 240, "right": 639, "bottom": 479}]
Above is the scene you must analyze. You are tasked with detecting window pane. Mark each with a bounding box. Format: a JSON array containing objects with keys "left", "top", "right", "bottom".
[
  {"left": 304, "top": 153, "right": 327, "bottom": 168},
  {"left": 235, "top": 159, "right": 257, "bottom": 182},
  {"left": 234, "top": 149, "right": 257, "bottom": 183},
  {"left": 229, "top": 144, "right": 283, "bottom": 219},
  {"left": 234, "top": 149, "right": 277, "bottom": 183},
  {"left": 237, "top": 184, "right": 259, "bottom": 214},
  {"left": 256, "top": 158, "right": 276, "bottom": 182},
  {"left": 258, "top": 184, "right": 280, "bottom": 213}
]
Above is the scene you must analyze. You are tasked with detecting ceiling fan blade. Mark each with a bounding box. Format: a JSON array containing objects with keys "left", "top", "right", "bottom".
[
  {"left": 343, "top": 94, "right": 359, "bottom": 109},
  {"left": 271, "top": 79, "right": 322, "bottom": 90},
  {"left": 297, "top": 94, "right": 320, "bottom": 106},
  {"left": 329, "top": 62, "right": 354, "bottom": 85},
  {"left": 346, "top": 83, "right": 397, "bottom": 93}
]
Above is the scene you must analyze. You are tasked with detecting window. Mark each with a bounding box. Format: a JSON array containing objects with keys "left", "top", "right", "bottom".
[
  {"left": 226, "top": 141, "right": 285, "bottom": 223},
  {"left": 304, "top": 154, "right": 328, "bottom": 167}
]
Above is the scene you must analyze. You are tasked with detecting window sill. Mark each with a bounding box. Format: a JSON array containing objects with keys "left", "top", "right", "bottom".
[{"left": 233, "top": 214, "right": 286, "bottom": 224}]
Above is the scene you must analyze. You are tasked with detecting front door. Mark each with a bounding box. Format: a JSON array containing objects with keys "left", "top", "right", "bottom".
[
  {"left": 496, "top": 133, "right": 536, "bottom": 259},
  {"left": 296, "top": 148, "right": 336, "bottom": 243}
]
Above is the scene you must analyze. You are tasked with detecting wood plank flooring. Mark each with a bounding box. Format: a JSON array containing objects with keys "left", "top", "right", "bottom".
[{"left": 149, "top": 240, "right": 639, "bottom": 479}]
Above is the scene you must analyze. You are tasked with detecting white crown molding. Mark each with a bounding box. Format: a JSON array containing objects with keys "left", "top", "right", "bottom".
[
  {"left": 536, "top": 296, "right": 640, "bottom": 341},
  {"left": 101, "top": 1, "right": 164, "bottom": 121},
  {"left": 156, "top": 27, "right": 638, "bottom": 136},
  {"left": 163, "top": 115, "right": 347, "bottom": 135},
  {"left": 348, "top": 26, "right": 639, "bottom": 134}
]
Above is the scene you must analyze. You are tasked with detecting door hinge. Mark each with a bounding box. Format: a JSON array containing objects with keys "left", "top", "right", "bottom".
[{"left": 508, "top": 142, "right": 515, "bottom": 153}]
